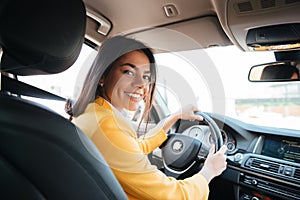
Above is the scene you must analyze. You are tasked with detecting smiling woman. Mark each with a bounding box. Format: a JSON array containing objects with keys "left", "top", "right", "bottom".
[{"left": 71, "top": 35, "right": 227, "bottom": 200}]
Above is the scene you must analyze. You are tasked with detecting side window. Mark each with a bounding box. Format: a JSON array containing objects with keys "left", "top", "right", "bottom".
[
  {"left": 154, "top": 52, "right": 213, "bottom": 113},
  {"left": 18, "top": 44, "right": 97, "bottom": 117},
  {"left": 156, "top": 85, "right": 179, "bottom": 114}
]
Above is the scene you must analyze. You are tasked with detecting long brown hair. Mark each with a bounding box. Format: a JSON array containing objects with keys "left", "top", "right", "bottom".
[{"left": 68, "top": 36, "right": 157, "bottom": 127}]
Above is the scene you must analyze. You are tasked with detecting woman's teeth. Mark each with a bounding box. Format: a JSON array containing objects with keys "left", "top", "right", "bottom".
[{"left": 128, "top": 93, "right": 141, "bottom": 98}]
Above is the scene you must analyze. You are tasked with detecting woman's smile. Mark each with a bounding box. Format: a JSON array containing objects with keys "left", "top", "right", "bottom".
[{"left": 126, "top": 92, "right": 142, "bottom": 99}]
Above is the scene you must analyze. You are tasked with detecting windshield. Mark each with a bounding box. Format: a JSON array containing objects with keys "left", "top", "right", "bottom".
[
  {"left": 19, "top": 44, "right": 300, "bottom": 131},
  {"left": 155, "top": 45, "right": 300, "bottom": 131}
]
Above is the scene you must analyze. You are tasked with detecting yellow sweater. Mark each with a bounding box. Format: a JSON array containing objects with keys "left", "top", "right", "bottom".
[{"left": 74, "top": 97, "right": 209, "bottom": 200}]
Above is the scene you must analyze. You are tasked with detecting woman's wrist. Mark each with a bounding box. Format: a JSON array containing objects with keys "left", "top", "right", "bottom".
[
  {"left": 198, "top": 168, "right": 214, "bottom": 183},
  {"left": 162, "top": 112, "right": 180, "bottom": 133},
  {"left": 169, "top": 111, "right": 181, "bottom": 121}
]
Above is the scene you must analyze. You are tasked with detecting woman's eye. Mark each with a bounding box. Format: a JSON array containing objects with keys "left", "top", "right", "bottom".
[
  {"left": 124, "top": 70, "right": 134, "bottom": 76},
  {"left": 143, "top": 75, "right": 151, "bottom": 81}
]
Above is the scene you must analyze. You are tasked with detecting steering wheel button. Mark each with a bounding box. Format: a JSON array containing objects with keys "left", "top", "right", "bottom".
[{"left": 172, "top": 140, "right": 184, "bottom": 152}]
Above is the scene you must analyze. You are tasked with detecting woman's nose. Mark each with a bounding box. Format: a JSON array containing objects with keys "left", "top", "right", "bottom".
[{"left": 133, "top": 75, "right": 147, "bottom": 88}]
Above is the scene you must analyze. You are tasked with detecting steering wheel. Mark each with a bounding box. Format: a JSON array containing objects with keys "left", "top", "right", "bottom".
[{"left": 161, "top": 112, "right": 223, "bottom": 178}]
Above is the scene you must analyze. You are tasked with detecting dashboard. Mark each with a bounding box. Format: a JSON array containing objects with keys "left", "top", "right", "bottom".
[
  {"left": 150, "top": 113, "right": 300, "bottom": 199},
  {"left": 161, "top": 113, "right": 300, "bottom": 200},
  {"left": 208, "top": 114, "right": 300, "bottom": 200}
]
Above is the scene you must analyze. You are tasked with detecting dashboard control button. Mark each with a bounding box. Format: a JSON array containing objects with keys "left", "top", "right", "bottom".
[
  {"left": 241, "top": 194, "right": 251, "bottom": 200},
  {"left": 234, "top": 153, "right": 243, "bottom": 162},
  {"left": 251, "top": 179, "right": 258, "bottom": 185},
  {"left": 227, "top": 141, "right": 235, "bottom": 152}
]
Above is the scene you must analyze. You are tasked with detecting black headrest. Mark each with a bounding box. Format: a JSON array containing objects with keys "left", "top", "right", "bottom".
[{"left": 0, "top": 0, "right": 86, "bottom": 75}]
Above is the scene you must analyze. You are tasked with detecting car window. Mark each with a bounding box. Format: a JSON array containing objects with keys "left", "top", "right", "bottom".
[
  {"left": 19, "top": 44, "right": 97, "bottom": 117},
  {"left": 155, "top": 45, "right": 300, "bottom": 131}
]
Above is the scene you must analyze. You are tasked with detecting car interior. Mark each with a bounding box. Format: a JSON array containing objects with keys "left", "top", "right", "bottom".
[
  {"left": 0, "top": 0, "right": 127, "bottom": 199},
  {"left": 1, "top": 0, "right": 300, "bottom": 200}
]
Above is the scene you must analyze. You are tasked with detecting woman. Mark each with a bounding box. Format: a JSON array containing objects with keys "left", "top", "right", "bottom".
[{"left": 68, "top": 36, "right": 227, "bottom": 200}]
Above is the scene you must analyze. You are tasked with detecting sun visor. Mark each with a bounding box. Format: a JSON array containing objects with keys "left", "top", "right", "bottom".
[{"left": 126, "top": 16, "right": 232, "bottom": 53}]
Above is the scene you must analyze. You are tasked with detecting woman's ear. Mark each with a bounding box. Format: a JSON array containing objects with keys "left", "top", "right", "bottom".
[{"left": 99, "top": 76, "right": 105, "bottom": 87}]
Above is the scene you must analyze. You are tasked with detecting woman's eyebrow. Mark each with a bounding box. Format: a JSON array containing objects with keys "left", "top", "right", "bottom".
[
  {"left": 121, "top": 63, "right": 136, "bottom": 68},
  {"left": 121, "top": 63, "right": 151, "bottom": 73}
]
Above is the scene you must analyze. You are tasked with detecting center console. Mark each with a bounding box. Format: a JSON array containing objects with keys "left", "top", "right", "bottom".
[
  {"left": 240, "top": 172, "right": 300, "bottom": 200},
  {"left": 230, "top": 135, "right": 300, "bottom": 200}
]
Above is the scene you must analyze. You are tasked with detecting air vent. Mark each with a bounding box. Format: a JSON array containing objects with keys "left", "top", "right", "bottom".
[
  {"left": 245, "top": 157, "right": 300, "bottom": 181},
  {"left": 249, "top": 158, "right": 280, "bottom": 173},
  {"left": 237, "top": 1, "right": 253, "bottom": 12},
  {"left": 245, "top": 158, "right": 280, "bottom": 173},
  {"left": 294, "top": 168, "right": 300, "bottom": 179}
]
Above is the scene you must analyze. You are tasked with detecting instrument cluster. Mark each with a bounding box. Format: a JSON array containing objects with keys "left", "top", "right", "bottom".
[{"left": 182, "top": 125, "right": 237, "bottom": 154}]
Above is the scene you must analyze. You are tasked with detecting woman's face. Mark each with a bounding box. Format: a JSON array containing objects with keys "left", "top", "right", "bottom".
[{"left": 101, "top": 50, "right": 151, "bottom": 111}]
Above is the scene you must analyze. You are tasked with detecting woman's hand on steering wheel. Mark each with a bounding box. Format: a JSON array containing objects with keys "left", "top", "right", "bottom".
[
  {"left": 162, "top": 104, "right": 203, "bottom": 134},
  {"left": 199, "top": 145, "right": 227, "bottom": 183},
  {"left": 175, "top": 104, "right": 203, "bottom": 122}
]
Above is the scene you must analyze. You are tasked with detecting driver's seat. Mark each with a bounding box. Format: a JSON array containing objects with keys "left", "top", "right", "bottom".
[{"left": 0, "top": 0, "right": 127, "bottom": 199}]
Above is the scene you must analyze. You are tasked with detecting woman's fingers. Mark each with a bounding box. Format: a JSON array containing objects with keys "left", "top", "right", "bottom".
[
  {"left": 190, "top": 114, "right": 203, "bottom": 121},
  {"left": 208, "top": 144, "right": 227, "bottom": 156},
  {"left": 218, "top": 145, "right": 227, "bottom": 154},
  {"left": 208, "top": 145, "right": 215, "bottom": 156}
]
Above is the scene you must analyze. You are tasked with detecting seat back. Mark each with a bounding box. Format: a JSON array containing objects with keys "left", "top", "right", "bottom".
[
  {"left": 0, "top": 0, "right": 127, "bottom": 199},
  {"left": 0, "top": 95, "right": 127, "bottom": 199}
]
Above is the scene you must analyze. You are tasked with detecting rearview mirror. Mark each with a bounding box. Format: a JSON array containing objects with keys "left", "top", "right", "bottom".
[{"left": 249, "top": 61, "right": 300, "bottom": 82}]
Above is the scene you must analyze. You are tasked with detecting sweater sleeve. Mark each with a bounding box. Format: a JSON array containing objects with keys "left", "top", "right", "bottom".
[
  {"left": 91, "top": 116, "right": 209, "bottom": 200},
  {"left": 114, "top": 168, "right": 209, "bottom": 200},
  {"left": 137, "top": 127, "right": 168, "bottom": 154}
]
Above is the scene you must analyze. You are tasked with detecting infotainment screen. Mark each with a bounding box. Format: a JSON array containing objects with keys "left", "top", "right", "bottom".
[{"left": 262, "top": 136, "right": 300, "bottom": 164}]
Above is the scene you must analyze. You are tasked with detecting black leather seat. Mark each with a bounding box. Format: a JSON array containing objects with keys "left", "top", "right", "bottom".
[{"left": 0, "top": 0, "right": 127, "bottom": 199}]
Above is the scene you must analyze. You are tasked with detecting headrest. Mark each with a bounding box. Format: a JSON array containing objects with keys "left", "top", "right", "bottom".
[{"left": 0, "top": 0, "right": 86, "bottom": 75}]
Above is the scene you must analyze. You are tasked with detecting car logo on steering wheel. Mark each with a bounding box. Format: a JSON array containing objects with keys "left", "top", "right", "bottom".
[{"left": 172, "top": 140, "right": 183, "bottom": 152}]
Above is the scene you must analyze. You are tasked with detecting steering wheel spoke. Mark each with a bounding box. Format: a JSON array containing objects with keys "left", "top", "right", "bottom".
[{"left": 198, "top": 143, "right": 210, "bottom": 158}]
